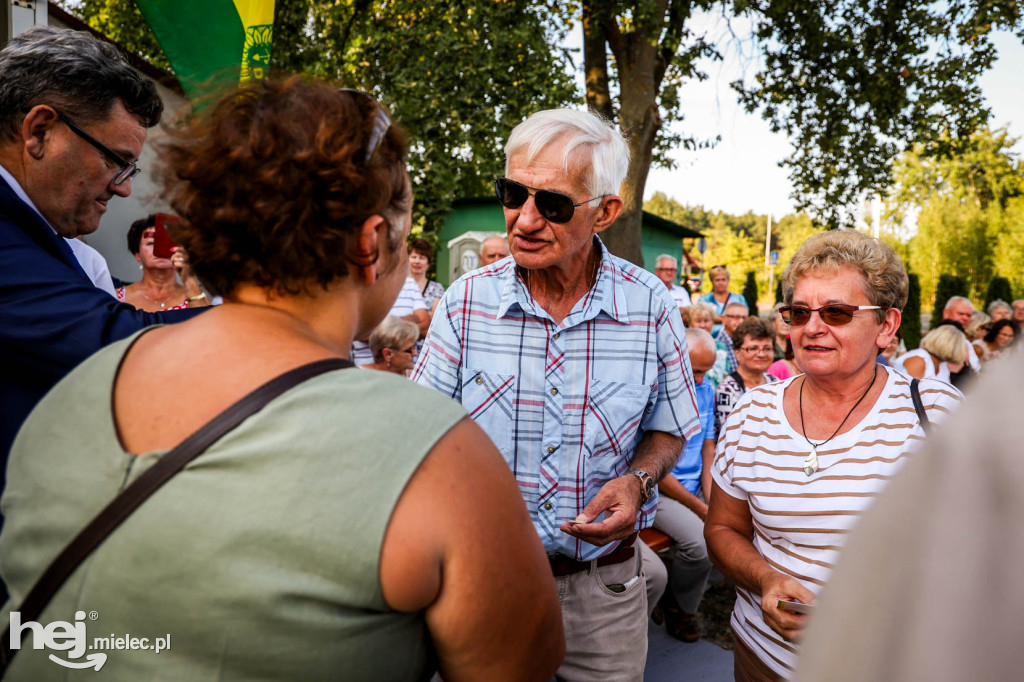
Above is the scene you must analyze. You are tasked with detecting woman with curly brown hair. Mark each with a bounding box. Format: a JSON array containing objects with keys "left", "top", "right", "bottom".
[{"left": 0, "top": 78, "right": 563, "bottom": 680}]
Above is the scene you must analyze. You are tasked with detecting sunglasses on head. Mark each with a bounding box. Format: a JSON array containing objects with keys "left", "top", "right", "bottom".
[
  {"left": 494, "top": 177, "right": 607, "bottom": 224},
  {"left": 779, "top": 304, "right": 884, "bottom": 326},
  {"left": 338, "top": 88, "right": 392, "bottom": 162}
]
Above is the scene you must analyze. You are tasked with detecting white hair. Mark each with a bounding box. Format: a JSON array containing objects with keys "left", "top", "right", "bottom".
[
  {"left": 656, "top": 254, "right": 678, "bottom": 269},
  {"left": 725, "top": 301, "right": 749, "bottom": 313},
  {"left": 504, "top": 108, "right": 630, "bottom": 198},
  {"left": 685, "top": 327, "right": 716, "bottom": 356},
  {"left": 987, "top": 299, "right": 1011, "bottom": 316},
  {"left": 944, "top": 295, "right": 973, "bottom": 311}
]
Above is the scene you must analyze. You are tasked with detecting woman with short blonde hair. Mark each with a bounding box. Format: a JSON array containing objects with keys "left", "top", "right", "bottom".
[
  {"left": 706, "top": 229, "right": 962, "bottom": 680},
  {"left": 894, "top": 325, "right": 969, "bottom": 382}
]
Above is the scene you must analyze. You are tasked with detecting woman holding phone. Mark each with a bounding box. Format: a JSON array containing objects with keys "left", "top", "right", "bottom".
[
  {"left": 1, "top": 78, "right": 563, "bottom": 680},
  {"left": 705, "top": 230, "right": 963, "bottom": 681},
  {"left": 116, "top": 214, "right": 210, "bottom": 311}
]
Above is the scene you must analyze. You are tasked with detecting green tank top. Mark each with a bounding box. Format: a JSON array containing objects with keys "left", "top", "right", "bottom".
[{"left": 0, "top": 331, "right": 466, "bottom": 681}]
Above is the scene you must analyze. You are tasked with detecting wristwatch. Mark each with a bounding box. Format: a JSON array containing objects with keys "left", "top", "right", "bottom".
[{"left": 627, "top": 469, "right": 655, "bottom": 503}]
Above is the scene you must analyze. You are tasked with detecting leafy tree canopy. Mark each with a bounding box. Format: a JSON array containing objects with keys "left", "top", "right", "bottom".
[
  {"left": 737, "top": 0, "right": 1024, "bottom": 228},
  {"left": 644, "top": 192, "right": 824, "bottom": 312},
  {"left": 887, "top": 127, "right": 1024, "bottom": 308},
  {"left": 60, "top": 0, "right": 579, "bottom": 244},
  {"left": 60, "top": 0, "right": 1024, "bottom": 262}
]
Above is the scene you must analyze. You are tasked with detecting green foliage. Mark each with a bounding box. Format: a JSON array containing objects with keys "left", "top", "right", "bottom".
[
  {"left": 930, "top": 274, "right": 969, "bottom": 329},
  {"left": 62, "top": 0, "right": 1024, "bottom": 262},
  {"left": 61, "top": 0, "right": 579, "bottom": 244},
  {"left": 55, "top": 1, "right": 171, "bottom": 72},
  {"left": 271, "top": 1, "right": 581, "bottom": 241},
  {"left": 892, "top": 128, "right": 1024, "bottom": 310},
  {"left": 742, "top": 271, "right": 759, "bottom": 314},
  {"left": 643, "top": 193, "right": 826, "bottom": 310},
  {"left": 738, "top": 0, "right": 1024, "bottom": 228},
  {"left": 903, "top": 273, "right": 922, "bottom": 351},
  {"left": 984, "top": 277, "right": 1014, "bottom": 310}
]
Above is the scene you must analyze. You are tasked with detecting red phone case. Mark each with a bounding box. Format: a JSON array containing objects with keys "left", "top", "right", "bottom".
[{"left": 152, "top": 214, "right": 178, "bottom": 259}]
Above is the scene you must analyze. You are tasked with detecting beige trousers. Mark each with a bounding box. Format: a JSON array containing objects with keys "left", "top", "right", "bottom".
[{"left": 554, "top": 538, "right": 648, "bottom": 682}]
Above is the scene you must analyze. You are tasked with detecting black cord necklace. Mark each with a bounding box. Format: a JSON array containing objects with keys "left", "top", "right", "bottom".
[{"left": 798, "top": 363, "right": 878, "bottom": 476}]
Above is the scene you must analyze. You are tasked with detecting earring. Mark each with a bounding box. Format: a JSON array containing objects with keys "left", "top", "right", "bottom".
[{"left": 139, "top": 263, "right": 143, "bottom": 271}]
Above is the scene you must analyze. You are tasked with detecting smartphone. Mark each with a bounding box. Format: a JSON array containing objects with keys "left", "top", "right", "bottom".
[
  {"left": 152, "top": 214, "right": 179, "bottom": 259},
  {"left": 777, "top": 599, "right": 814, "bottom": 615}
]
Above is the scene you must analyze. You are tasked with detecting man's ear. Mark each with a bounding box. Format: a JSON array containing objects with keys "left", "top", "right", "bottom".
[
  {"left": 21, "top": 105, "right": 60, "bottom": 161},
  {"left": 350, "top": 214, "right": 386, "bottom": 286},
  {"left": 591, "top": 195, "right": 624, "bottom": 235}
]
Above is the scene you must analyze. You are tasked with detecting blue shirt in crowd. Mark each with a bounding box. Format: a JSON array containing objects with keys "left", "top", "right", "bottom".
[{"left": 670, "top": 378, "right": 715, "bottom": 496}]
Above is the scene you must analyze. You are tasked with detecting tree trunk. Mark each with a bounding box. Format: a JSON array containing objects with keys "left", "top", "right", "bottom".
[{"left": 582, "top": 2, "right": 665, "bottom": 267}]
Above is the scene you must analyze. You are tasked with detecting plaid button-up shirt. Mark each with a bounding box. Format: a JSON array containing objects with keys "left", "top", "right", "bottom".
[{"left": 413, "top": 238, "right": 700, "bottom": 560}]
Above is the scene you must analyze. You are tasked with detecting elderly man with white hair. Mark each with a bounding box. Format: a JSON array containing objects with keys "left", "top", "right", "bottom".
[
  {"left": 654, "top": 253, "right": 691, "bottom": 315},
  {"left": 414, "top": 108, "right": 701, "bottom": 680}
]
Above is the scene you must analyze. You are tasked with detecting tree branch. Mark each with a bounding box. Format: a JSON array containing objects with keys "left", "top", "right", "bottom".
[
  {"left": 655, "top": 0, "right": 688, "bottom": 90},
  {"left": 339, "top": 0, "right": 374, "bottom": 55}
]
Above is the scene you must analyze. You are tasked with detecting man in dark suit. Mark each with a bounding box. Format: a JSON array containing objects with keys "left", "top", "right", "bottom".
[{"left": 0, "top": 27, "right": 205, "bottom": 476}]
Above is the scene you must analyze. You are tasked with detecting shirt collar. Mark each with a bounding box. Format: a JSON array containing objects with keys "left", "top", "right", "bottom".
[
  {"left": 496, "top": 235, "right": 630, "bottom": 325},
  {"left": 0, "top": 162, "right": 56, "bottom": 234}
]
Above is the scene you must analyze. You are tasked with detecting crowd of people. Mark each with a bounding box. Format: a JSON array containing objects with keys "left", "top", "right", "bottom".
[{"left": 0, "top": 24, "right": 1019, "bottom": 682}]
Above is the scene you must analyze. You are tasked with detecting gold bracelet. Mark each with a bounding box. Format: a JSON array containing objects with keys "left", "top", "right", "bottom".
[{"left": 187, "top": 293, "right": 207, "bottom": 303}]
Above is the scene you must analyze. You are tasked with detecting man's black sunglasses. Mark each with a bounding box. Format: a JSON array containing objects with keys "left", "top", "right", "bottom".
[
  {"left": 56, "top": 111, "right": 139, "bottom": 186},
  {"left": 494, "top": 177, "right": 607, "bottom": 224}
]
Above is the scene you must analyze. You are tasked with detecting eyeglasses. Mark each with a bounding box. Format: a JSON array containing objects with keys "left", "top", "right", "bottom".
[
  {"left": 494, "top": 177, "right": 607, "bottom": 224},
  {"left": 779, "top": 304, "right": 884, "bottom": 326},
  {"left": 338, "top": 89, "right": 392, "bottom": 162},
  {"left": 56, "top": 111, "right": 139, "bottom": 186},
  {"left": 739, "top": 345, "right": 774, "bottom": 354},
  {"left": 655, "top": 267, "right": 678, "bottom": 272}
]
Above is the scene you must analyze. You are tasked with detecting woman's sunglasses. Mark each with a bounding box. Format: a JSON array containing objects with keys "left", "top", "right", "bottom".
[
  {"left": 494, "top": 177, "right": 607, "bottom": 224},
  {"left": 779, "top": 304, "right": 884, "bottom": 327}
]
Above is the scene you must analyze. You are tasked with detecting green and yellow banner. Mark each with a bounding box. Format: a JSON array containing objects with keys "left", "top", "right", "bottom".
[{"left": 135, "top": 0, "right": 275, "bottom": 100}]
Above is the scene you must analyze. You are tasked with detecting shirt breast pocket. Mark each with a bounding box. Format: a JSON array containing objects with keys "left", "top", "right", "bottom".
[
  {"left": 584, "top": 379, "right": 652, "bottom": 459},
  {"left": 461, "top": 370, "right": 515, "bottom": 454}
]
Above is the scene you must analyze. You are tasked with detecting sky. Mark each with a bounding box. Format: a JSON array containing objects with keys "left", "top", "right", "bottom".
[{"left": 598, "top": 20, "right": 1024, "bottom": 220}]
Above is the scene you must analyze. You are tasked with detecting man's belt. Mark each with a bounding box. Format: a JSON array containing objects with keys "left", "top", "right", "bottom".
[{"left": 548, "top": 533, "right": 638, "bottom": 577}]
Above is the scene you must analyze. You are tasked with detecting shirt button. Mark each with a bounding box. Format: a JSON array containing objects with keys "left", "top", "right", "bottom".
[
  {"left": 553, "top": 332, "right": 560, "bottom": 339},
  {"left": 543, "top": 502, "right": 552, "bottom": 510},
  {"left": 475, "top": 376, "right": 483, "bottom": 384},
  {"left": 550, "top": 387, "right": 558, "bottom": 395},
  {"left": 547, "top": 445, "right": 555, "bottom": 454}
]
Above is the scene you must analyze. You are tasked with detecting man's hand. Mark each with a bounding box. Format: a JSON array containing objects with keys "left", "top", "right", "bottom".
[{"left": 559, "top": 475, "right": 641, "bottom": 546}]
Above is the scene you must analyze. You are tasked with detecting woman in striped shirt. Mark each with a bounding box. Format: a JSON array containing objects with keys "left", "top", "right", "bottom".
[{"left": 705, "top": 230, "right": 963, "bottom": 681}]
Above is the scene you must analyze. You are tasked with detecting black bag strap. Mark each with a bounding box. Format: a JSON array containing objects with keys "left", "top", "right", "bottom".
[
  {"left": 910, "top": 377, "right": 931, "bottom": 433},
  {"left": 0, "top": 357, "right": 353, "bottom": 669},
  {"left": 729, "top": 371, "right": 746, "bottom": 392}
]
